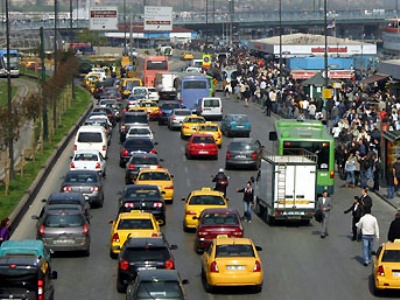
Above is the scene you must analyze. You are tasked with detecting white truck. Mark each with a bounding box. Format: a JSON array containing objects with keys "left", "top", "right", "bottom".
[
  {"left": 254, "top": 153, "right": 317, "bottom": 225},
  {"left": 154, "top": 72, "right": 178, "bottom": 100}
]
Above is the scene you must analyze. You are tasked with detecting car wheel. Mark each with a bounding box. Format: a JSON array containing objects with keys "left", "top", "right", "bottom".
[
  {"left": 109, "top": 249, "right": 117, "bottom": 259},
  {"left": 117, "top": 278, "right": 126, "bottom": 293},
  {"left": 186, "top": 152, "right": 191, "bottom": 160},
  {"left": 253, "top": 284, "right": 262, "bottom": 293},
  {"left": 202, "top": 269, "right": 213, "bottom": 293},
  {"left": 372, "top": 276, "right": 381, "bottom": 296},
  {"left": 225, "top": 162, "right": 230, "bottom": 170},
  {"left": 245, "top": 132, "right": 250, "bottom": 138},
  {"left": 119, "top": 160, "right": 125, "bottom": 168},
  {"left": 266, "top": 206, "right": 275, "bottom": 226},
  {"left": 83, "top": 247, "right": 90, "bottom": 257},
  {"left": 183, "top": 221, "right": 189, "bottom": 232},
  {"left": 213, "top": 155, "right": 218, "bottom": 160}
]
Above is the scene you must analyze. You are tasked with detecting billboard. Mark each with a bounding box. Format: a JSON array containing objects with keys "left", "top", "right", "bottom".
[
  {"left": 90, "top": 6, "right": 118, "bottom": 31},
  {"left": 144, "top": 6, "right": 172, "bottom": 31}
]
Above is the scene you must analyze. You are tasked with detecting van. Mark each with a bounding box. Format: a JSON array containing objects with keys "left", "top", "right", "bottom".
[
  {"left": 0, "top": 255, "right": 57, "bottom": 300},
  {"left": 196, "top": 97, "right": 223, "bottom": 121},
  {"left": 74, "top": 125, "right": 108, "bottom": 158},
  {"left": 120, "top": 78, "right": 143, "bottom": 99},
  {"left": 120, "top": 111, "right": 150, "bottom": 142}
]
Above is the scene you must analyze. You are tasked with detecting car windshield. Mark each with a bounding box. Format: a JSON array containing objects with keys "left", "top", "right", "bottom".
[
  {"left": 0, "top": 269, "right": 37, "bottom": 288},
  {"left": 189, "top": 196, "right": 225, "bottom": 205},
  {"left": 123, "top": 247, "right": 169, "bottom": 261},
  {"left": 65, "top": 173, "right": 98, "bottom": 183},
  {"left": 229, "top": 142, "right": 253, "bottom": 151},
  {"left": 43, "top": 214, "right": 85, "bottom": 227},
  {"left": 192, "top": 136, "right": 215, "bottom": 144},
  {"left": 174, "top": 110, "right": 191, "bottom": 116},
  {"left": 186, "top": 118, "right": 205, "bottom": 124},
  {"left": 74, "top": 154, "right": 98, "bottom": 161},
  {"left": 77, "top": 132, "right": 102, "bottom": 143},
  {"left": 117, "top": 219, "right": 153, "bottom": 230},
  {"left": 382, "top": 250, "right": 400, "bottom": 262},
  {"left": 202, "top": 213, "right": 238, "bottom": 225},
  {"left": 216, "top": 244, "right": 255, "bottom": 258},
  {"left": 138, "top": 172, "right": 170, "bottom": 181},
  {"left": 128, "top": 128, "right": 151, "bottom": 135},
  {"left": 137, "top": 281, "right": 183, "bottom": 299},
  {"left": 125, "top": 188, "right": 161, "bottom": 199}
]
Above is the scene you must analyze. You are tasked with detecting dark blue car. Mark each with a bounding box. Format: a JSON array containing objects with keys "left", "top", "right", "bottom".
[
  {"left": 158, "top": 101, "right": 182, "bottom": 125},
  {"left": 220, "top": 114, "right": 251, "bottom": 137}
]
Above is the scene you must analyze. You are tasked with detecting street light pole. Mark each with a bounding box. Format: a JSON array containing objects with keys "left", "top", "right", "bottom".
[
  {"left": 70, "top": 0, "right": 75, "bottom": 99},
  {"left": 323, "top": 0, "right": 329, "bottom": 89},
  {"left": 279, "top": 0, "right": 283, "bottom": 94},
  {"left": 124, "top": 0, "right": 127, "bottom": 55}
]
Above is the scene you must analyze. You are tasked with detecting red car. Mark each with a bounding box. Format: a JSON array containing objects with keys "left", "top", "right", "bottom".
[
  {"left": 194, "top": 208, "right": 244, "bottom": 253},
  {"left": 185, "top": 133, "right": 218, "bottom": 160}
]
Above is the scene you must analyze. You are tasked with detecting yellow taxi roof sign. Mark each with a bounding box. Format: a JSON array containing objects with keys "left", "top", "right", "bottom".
[{"left": 201, "top": 187, "right": 212, "bottom": 191}]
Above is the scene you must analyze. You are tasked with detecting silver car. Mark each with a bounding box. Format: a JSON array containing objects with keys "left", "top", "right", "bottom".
[
  {"left": 61, "top": 170, "right": 105, "bottom": 208},
  {"left": 167, "top": 108, "right": 192, "bottom": 130},
  {"left": 32, "top": 204, "right": 91, "bottom": 256}
]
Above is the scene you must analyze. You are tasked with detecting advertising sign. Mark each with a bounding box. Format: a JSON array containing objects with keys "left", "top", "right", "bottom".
[
  {"left": 90, "top": 6, "right": 118, "bottom": 31},
  {"left": 144, "top": 6, "right": 172, "bottom": 31}
]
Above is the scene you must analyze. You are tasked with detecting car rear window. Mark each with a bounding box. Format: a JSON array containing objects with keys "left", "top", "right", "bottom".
[
  {"left": 382, "top": 250, "right": 400, "bottom": 262},
  {"left": 193, "top": 136, "right": 215, "bottom": 144},
  {"left": 174, "top": 110, "right": 191, "bottom": 116},
  {"left": 0, "top": 268, "right": 37, "bottom": 288},
  {"left": 229, "top": 142, "right": 253, "bottom": 150},
  {"left": 48, "top": 199, "right": 81, "bottom": 206},
  {"left": 189, "top": 196, "right": 225, "bottom": 205},
  {"left": 74, "top": 154, "right": 98, "bottom": 161},
  {"left": 231, "top": 115, "right": 249, "bottom": 122},
  {"left": 199, "top": 125, "right": 218, "bottom": 132},
  {"left": 137, "top": 281, "right": 183, "bottom": 299},
  {"left": 125, "top": 115, "right": 148, "bottom": 124},
  {"left": 128, "top": 128, "right": 151, "bottom": 135},
  {"left": 161, "top": 103, "right": 180, "bottom": 109},
  {"left": 130, "top": 156, "right": 158, "bottom": 165},
  {"left": 125, "top": 139, "right": 153, "bottom": 148},
  {"left": 65, "top": 173, "right": 98, "bottom": 183},
  {"left": 138, "top": 172, "right": 170, "bottom": 181},
  {"left": 216, "top": 244, "right": 254, "bottom": 258},
  {"left": 44, "top": 214, "right": 85, "bottom": 227},
  {"left": 203, "top": 214, "right": 238, "bottom": 225},
  {"left": 186, "top": 118, "right": 205, "bottom": 124},
  {"left": 77, "top": 132, "right": 103, "bottom": 143},
  {"left": 125, "top": 188, "right": 161, "bottom": 199},
  {"left": 118, "top": 219, "right": 153, "bottom": 230},
  {"left": 122, "top": 247, "right": 170, "bottom": 261},
  {"left": 203, "top": 99, "right": 220, "bottom": 107}
]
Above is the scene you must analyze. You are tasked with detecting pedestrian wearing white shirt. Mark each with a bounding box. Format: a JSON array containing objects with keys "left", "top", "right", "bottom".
[{"left": 356, "top": 210, "right": 379, "bottom": 266}]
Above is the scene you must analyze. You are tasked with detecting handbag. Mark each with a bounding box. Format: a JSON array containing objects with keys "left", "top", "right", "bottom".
[{"left": 314, "top": 209, "right": 323, "bottom": 223}]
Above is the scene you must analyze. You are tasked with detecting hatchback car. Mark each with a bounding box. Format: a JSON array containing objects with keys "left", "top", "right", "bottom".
[
  {"left": 158, "top": 101, "right": 182, "bottom": 125},
  {"left": 60, "top": 169, "right": 105, "bottom": 208},
  {"left": 167, "top": 108, "right": 192, "bottom": 130},
  {"left": 134, "top": 168, "right": 175, "bottom": 204},
  {"left": 185, "top": 133, "right": 218, "bottom": 160},
  {"left": 225, "top": 138, "right": 263, "bottom": 170},
  {"left": 125, "top": 153, "right": 162, "bottom": 184},
  {"left": 180, "top": 115, "right": 206, "bottom": 139},
  {"left": 126, "top": 270, "right": 189, "bottom": 300},
  {"left": 32, "top": 204, "right": 91, "bottom": 256},
  {"left": 117, "top": 237, "right": 177, "bottom": 292},
  {"left": 181, "top": 187, "right": 228, "bottom": 232},
  {"left": 196, "top": 122, "right": 223, "bottom": 147},
  {"left": 118, "top": 184, "right": 166, "bottom": 225},
  {"left": 70, "top": 150, "right": 106, "bottom": 177},
  {"left": 201, "top": 237, "right": 263, "bottom": 293},
  {"left": 120, "top": 137, "right": 158, "bottom": 167},
  {"left": 109, "top": 211, "right": 162, "bottom": 258},
  {"left": 194, "top": 208, "right": 243, "bottom": 253},
  {"left": 125, "top": 125, "right": 154, "bottom": 142},
  {"left": 92, "top": 106, "right": 116, "bottom": 126},
  {"left": 220, "top": 114, "right": 251, "bottom": 137}
]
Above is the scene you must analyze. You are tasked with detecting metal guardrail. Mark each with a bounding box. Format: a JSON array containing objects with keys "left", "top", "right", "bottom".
[{"left": 263, "top": 149, "right": 318, "bottom": 164}]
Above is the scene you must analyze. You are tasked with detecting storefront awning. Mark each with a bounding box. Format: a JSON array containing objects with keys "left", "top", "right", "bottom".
[
  {"left": 383, "top": 130, "right": 400, "bottom": 142},
  {"left": 361, "top": 73, "right": 390, "bottom": 85}
]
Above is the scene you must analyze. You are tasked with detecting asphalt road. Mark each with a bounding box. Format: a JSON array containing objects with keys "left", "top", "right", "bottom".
[{"left": 10, "top": 73, "right": 400, "bottom": 299}]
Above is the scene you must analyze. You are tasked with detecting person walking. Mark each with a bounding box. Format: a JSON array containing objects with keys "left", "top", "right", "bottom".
[
  {"left": 316, "top": 190, "right": 332, "bottom": 238},
  {"left": 356, "top": 210, "right": 379, "bottom": 266},
  {"left": 387, "top": 211, "right": 400, "bottom": 242},
  {"left": 0, "top": 217, "right": 10, "bottom": 245},
  {"left": 237, "top": 181, "right": 254, "bottom": 223},
  {"left": 387, "top": 163, "right": 396, "bottom": 199},
  {"left": 372, "top": 154, "right": 381, "bottom": 192},
  {"left": 343, "top": 196, "right": 364, "bottom": 241},
  {"left": 360, "top": 188, "right": 373, "bottom": 214}
]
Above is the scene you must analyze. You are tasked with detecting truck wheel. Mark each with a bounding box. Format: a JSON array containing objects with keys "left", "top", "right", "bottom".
[{"left": 266, "top": 207, "right": 275, "bottom": 225}]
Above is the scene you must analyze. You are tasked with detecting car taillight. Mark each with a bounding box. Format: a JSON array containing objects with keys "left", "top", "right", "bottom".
[
  {"left": 221, "top": 107, "right": 223, "bottom": 112},
  {"left": 128, "top": 164, "right": 135, "bottom": 169},
  {"left": 165, "top": 185, "right": 174, "bottom": 190},
  {"left": 186, "top": 211, "right": 196, "bottom": 216},
  {"left": 124, "top": 202, "right": 135, "bottom": 208},
  {"left": 232, "top": 230, "right": 243, "bottom": 236},
  {"left": 119, "top": 260, "right": 129, "bottom": 271},
  {"left": 172, "top": 117, "right": 177, "bottom": 120},
  {"left": 38, "top": 279, "right": 44, "bottom": 300},
  {"left": 63, "top": 186, "right": 72, "bottom": 192},
  {"left": 74, "top": 145, "right": 77, "bottom": 151},
  {"left": 165, "top": 259, "right": 175, "bottom": 269},
  {"left": 70, "top": 162, "right": 75, "bottom": 168},
  {"left": 95, "top": 162, "right": 101, "bottom": 169},
  {"left": 253, "top": 260, "right": 261, "bottom": 272},
  {"left": 251, "top": 151, "right": 257, "bottom": 159},
  {"left": 83, "top": 224, "right": 89, "bottom": 236},
  {"left": 150, "top": 149, "right": 157, "bottom": 154},
  {"left": 107, "top": 114, "right": 112, "bottom": 117},
  {"left": 122, "top": 149, "right": 129, "bottom": 156},
  {"left": 226, "top": 151, "right": 231, "bottom": 159},
  {"left": 210, "top": 261, "right": 219, "bottom": 273},
  {"left": 102, "top": 145, "right": 106, "bottom": 152},
  {"left": 217, "top": 132, "right": 221, "bottom": 138},
  {"left": 198, "top": 231, "right": 208, "bottom": 236},
  {"left": 151, "top": 233, "right": 159, "bottom": 237},
  {"left": 90, "top": 186, "right": 100, "bottom": 192},
  {"left": 39, "top": 225, "right": 45, "bottom": 236},
  {"left": 377, "top": 265, "right": 385, "bottom": 276},
  {"left": 112, "top": 233, "right": 120, "bottom": 242},
  {"left": 153, "top": 202, "right": 163, "bottom": 208},
  {"left": 330, "top": 170, "right": 335, "bottom": 179},
  {"left": 157, "top": 164, "right": 162, "bottom": 168}
]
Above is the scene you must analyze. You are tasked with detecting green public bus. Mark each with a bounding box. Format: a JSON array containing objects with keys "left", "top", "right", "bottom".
[{"left": 270, "top": 119, "right": 335, "bottom": 195}]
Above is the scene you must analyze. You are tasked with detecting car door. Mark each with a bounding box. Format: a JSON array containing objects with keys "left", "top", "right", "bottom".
[{"left": 201, "top": 241, "right": 213, "bottom": 274}]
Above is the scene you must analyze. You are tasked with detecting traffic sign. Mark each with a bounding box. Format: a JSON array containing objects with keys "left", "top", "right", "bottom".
[
  {"left": 144, "top": 6, "right": 173, "bottom": 31},
  {"left": 89, "top": 7, "right": 118, "bottom": 31},
  {"left": 202, "top": 54, "right": 211, "bottom": 69}
]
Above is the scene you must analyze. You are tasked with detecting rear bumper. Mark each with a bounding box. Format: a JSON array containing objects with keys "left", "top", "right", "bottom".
[
  {"left": 375, "top": 277, "right": 400, "bottom": 290},
  {"left": 208, "top": 272, "right": 263, "bottom": 286},
  {"left": 41, "top": 237, "right": 90, "bottom": 252}
]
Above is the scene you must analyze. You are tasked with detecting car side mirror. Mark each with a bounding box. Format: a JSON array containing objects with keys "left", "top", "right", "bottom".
[
  {"left": 250, "top": 176, "right": 255, "bottom": 183},
  {"left": 255, "top": 246, "right": 263, "bottom": 251},
  {"left": 159, "top": 158, "right": 164, "bottom": 162},
  {"left": 192, "top": 216, "right": 198, "bottom": 220},
  {"left": 170, "top": 174, "right": 174, "bottom": 178},
  {"left": 154, "top": 142, "right": 158, "bottom": 145},
  {"left": 181, "top": 197, "right": 186, "bottom": 201},
  {"left": 70, "top": 155, "right": 73, "bottom": 159},
  {"left": 225, "top": 198, "right": 229, "bottom": 202},
  {"left": 117, "top": 191, "right": 122, "bottom": 196},
  {"left": 41, "top": 199, "right": 47, "bottom": 203},
  {"left": 108, "top": 220, "right": 114, "bottom": 225}
]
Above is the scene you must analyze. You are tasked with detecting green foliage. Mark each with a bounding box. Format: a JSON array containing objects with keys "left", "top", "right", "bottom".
[{"left": 77, "top": 29, "right": 108, "bottom": 47}]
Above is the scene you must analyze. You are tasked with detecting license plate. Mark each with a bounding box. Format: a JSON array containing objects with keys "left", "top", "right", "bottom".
[
  {"left": 137, "top": 267, "right": 156, "bottom": 271},
  {"left": 237, "top": 126, "right": 244, "bottom": 128},
  {"left": 393, "top": 272, "right": 400, "bottom": 277},
  {"left": 199, "top": 150, "right": 209, "bottom": 154},
  {"left": 235, "top": 155, "right": 246, "bottom": 159},
  {"left": 54, "top": 239, "right": 74, "bottom": 245},
  {"left": 227, "top": 265, "right": 245, "bottom": 271}
]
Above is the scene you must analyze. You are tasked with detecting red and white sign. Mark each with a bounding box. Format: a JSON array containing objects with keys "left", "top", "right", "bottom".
[{"left": 291, "top": 70, "right": 318, "bottom": 79}]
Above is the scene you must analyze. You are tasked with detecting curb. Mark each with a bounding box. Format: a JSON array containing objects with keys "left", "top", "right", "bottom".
[{"left": 8, "top": 99, "right": 94, "bottom": 233}]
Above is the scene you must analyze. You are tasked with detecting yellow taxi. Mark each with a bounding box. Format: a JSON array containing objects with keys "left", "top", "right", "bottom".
[
  {"left": 109, "top": 210, "right": 161, "bottom": 258},
  {"left": 196, "top": 122, "right": 223, "bottom": 147},
  {"left": 127, "top": 106, "right": 147, "bottom": 113},
  {"left": 372, "top": 240, "right": 400, "bottom": 295},
  {"left": 138, "top": 100, "right": 161, "bottom": 120},
  {"left": 180, "top": 115, "right": 206, "bottom": 139},
  {"left": 181, "top": 52, "right": 195, "bottom": 61},
  {"left": 201, "top": 237, "right": 264, "bottom": 293},
  {"left": 181, "top": 187, "right": 228, "bottom": 231},
  {"left": 134, "top": 168, "right": 175, "bottom": 203}
]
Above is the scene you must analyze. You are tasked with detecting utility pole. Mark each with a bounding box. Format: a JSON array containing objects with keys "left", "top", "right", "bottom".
[
  {"left": 323, "top": 0, "right": 329, "bottom": 89},
  {"left": 70, "top": 0, "right": 75, "bottom": 99},
  {"left": 40, "top": 27, "right": 48, "bottom": 141},
  {"left": 54, "top": 0, "right": 58, "bottom": 129}
]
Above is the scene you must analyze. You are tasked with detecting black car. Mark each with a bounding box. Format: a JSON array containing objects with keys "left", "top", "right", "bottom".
[
  {"left": 125, "top": 153, "right": 163, "bottom": 184},
  {"left": 158, "top": 101, "right": 182, "bottom": 125},
  {"left": 125, "top": 269, "right": 188, "bottom": 299},
  {"left": 120, "top": 138, "right": 157, "bottom": 167},
  {"left": 225, "top": 138, "right": 264, "bottom": 170},
  {"left": 118, "top": 184, "right": 166, "bottom": 225},
  {"left": 119, "top": 111, "right": 149, "bottom": 142},
  {"left": 117, "top": 237, "right": 178, "bottom": 293}
]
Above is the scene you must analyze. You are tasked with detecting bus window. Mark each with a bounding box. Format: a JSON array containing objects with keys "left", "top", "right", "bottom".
[
  {"left": 146, "top": 61, "right": 168, "bottom": 70},
  {"left": 283, "top": 141, "right": 330, "bottom": 170},
  {"left": 183, "top": 81, "right": 207, "bottom": 89}
]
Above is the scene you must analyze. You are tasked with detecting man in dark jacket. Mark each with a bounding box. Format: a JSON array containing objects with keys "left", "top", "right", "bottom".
[
  {"left": 388, "top": 211, "right": 400, "bottom": 242},
  {"left": 344, "top": 196, "right": 364, "bottom": 241},
  {"left": 237, "top": 181, "right": 254, "bottom": 223},
  {"left": 360, "top": 188, "right": 372, "bottom": 214},
  {"left": 212, "top": 168, "right": 228, "bottom": 197}
]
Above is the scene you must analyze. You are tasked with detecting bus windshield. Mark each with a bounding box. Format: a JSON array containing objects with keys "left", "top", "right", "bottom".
[
  {"left": 183, "top": 81, "right": 207, "bottom": 89},
  {"left": 146, "top": 61, "right": 168, "bottom": 70},
  {"left": 282, "top": 141, "right": 330, "bottom": 170},
  {"left": 0, "top": 268, "right": 37, "bottom": 288}
]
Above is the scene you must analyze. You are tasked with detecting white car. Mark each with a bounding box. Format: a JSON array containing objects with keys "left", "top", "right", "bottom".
[
  {"left": 70, "top": 150, "right": 107, "bottom": 177},
  {"left": 125, "top": 125, "right": 154, "bottom": 142},
  {"left": 145, "top": 87, "right": 160, "bottom": 101},
  {"left": 185, "top": 67, "right": 201, "bottom": 73},
  {"left": 88, "top": 114, "right": 113, "bottom": 128}
]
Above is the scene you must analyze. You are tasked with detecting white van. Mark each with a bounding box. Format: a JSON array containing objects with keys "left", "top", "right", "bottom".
[
  {"left": 74, "top": 125, "right": 108, "bottom": 158},
  {"left": 196, "top": 97, "right": 223, "bottom": 121}
]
